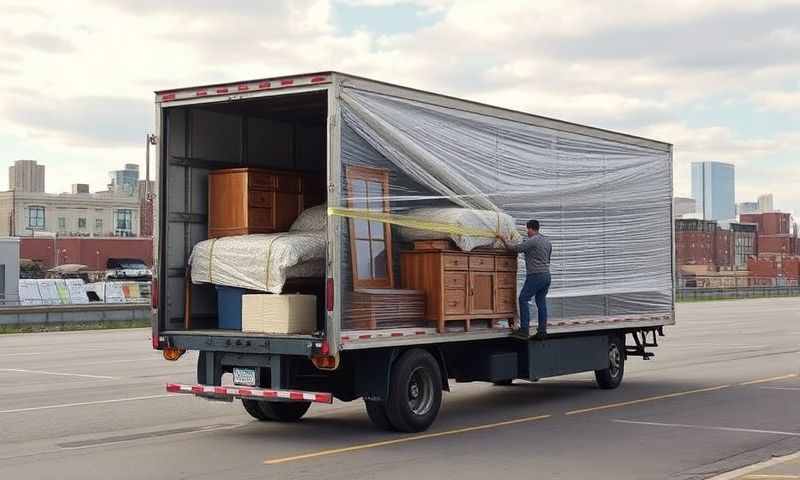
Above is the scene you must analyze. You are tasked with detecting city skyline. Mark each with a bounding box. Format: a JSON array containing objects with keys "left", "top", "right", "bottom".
[{"left": 1, "top": 2, "right": 798, "bottom": 216}]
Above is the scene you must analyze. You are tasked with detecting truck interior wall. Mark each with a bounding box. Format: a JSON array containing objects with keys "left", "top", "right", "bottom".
[{"left": 160, "top": 91, "right": 328, "bottom": 331}]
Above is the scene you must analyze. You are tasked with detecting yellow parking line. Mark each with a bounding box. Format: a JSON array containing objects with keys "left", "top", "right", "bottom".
[
  {"left": 743, "top": 475, "right": 800, "bottom": 479},
  {"left": 264, "top": 414, "right": 551, "bottom": 464},
  {"left": 565, "top": 384, "right": 731, "bottom": 416},
  {"left": 739, "top": 373, "right": 798, "bottom": 386}
]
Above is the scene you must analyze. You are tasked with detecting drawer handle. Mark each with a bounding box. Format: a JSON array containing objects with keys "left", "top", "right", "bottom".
[{"left": 448, "top": 301, "right": 458, "bottom": 307}]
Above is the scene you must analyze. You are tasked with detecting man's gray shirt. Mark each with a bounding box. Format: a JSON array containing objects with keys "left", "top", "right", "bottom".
[{"left": 510, "top": 234, "right": 552, "bottom": 274}]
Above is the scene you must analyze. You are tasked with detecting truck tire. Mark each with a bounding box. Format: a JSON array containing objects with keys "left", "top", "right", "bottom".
[
  {"left": 595, "top": 335, "right": 625, "bottom": 389},
  {"left": 384, "top": 349, "right": 442, "bottom": 433},
  {"left": 364, "top": 400, "right": 394, "bottom": 431},
  {"left": 259, "top": 401, "right": 311, "bottom": 422},
  {"left": 242, "top": 399, "right": 270, "bottom": 421}
]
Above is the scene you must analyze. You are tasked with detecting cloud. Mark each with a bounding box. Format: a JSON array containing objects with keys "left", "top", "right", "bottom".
[
  {"left": 752, "top": 90, "right": 800, "bottom": 112},
  {"left": 4, "top": 95, "right": 151, "bottom": 147},
  {"left": 0, "top": 31, "right": 76, "bottom": 54}
]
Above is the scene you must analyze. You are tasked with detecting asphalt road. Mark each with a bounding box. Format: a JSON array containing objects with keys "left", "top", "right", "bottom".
[{"left": 1, "top": 297, "right": 799, "bottom": 480}]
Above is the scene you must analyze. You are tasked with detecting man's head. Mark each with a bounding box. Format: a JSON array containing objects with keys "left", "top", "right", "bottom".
[{"left": 526, "top": 219, "right": 540, "bottom": 237}]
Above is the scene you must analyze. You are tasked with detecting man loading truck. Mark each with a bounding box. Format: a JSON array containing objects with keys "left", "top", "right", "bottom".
[{"left": 499, "top": 219, "right": 552, "bottom": 339}]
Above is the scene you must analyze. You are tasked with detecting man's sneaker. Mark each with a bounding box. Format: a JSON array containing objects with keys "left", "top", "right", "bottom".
[
  {"left": 533, "top": 331, "right": 548, "bottom": 340},
  {"left": 512, "top": 328, "right": 531, "bottom": 339}
]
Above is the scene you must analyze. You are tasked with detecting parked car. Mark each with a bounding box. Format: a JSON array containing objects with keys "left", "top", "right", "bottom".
[{"left": 105, "top": 258, "right": 152, "bottom": 282}]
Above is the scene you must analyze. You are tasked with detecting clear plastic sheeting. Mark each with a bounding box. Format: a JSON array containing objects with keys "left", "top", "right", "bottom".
[{"left": 337, "top": 86, "right": 673, "bottom": 331}]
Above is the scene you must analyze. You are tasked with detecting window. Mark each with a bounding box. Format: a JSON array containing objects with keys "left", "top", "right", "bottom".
[
  {"left": 346, "top": 166, "right": 393, "bottom": 289},
  {"left": 27, "top": 206, "right": 45, "bottom": 230},
  {"left": 78, "top": 218, "right": 87, "bottom": 229},
  {"left": 114, "top": 209, "right": 133, "bottom": 235},
  {"left": 95, "top": 218, "right": 103, "bottom": 231},
  {"left": 58, "top": 217, "right": 66, "bottom": 231}
]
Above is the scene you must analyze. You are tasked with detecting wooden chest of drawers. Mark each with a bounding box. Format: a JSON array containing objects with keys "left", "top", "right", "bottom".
[
  {"left": 400, "top": 248, "right": 518, "bottom": 333},
  {"left": 208, "top": 168, "right": 304, "bottom": 238}
]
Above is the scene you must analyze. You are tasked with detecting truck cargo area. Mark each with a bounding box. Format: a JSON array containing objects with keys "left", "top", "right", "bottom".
[{"left": 157, "top": 90, "right": 328, "bottom": 337}]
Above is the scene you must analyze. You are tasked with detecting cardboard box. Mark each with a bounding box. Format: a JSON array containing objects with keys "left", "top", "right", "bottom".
[{"left": 242, "top": 294, "right": 316, "bottom": 334}]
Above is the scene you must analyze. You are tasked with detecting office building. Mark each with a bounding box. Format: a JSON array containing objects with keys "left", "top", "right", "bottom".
[
  {"left": 737, "top": 202, "right": 759, "bottom": 215},
  {"left": 757, "top": 193, "right": 774, "bottom": 212},
  {"left": 691, "top": 161, "right": 735, "bottom": 221},
  {"left": 9, "top": 160, "right": 45, "bottom": 193},
  {"left": 109, "top": 164, "right": 140, "bottom": 195}
]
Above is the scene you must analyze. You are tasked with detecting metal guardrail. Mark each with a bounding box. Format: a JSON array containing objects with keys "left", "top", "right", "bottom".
[{"left": 677, "top": 286, "right": 800, "bottom": 301}]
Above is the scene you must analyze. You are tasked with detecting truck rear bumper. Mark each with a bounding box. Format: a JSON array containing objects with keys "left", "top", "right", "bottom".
[{"left": 166, "top": 383, "right": 333, "bottom": 404}]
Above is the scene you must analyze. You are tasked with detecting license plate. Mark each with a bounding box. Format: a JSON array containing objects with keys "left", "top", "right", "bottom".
[{"left": 233, "top": 367, "right": 256, "bottom": 386}]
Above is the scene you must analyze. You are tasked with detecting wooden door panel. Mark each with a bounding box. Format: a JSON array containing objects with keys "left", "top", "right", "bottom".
[{"left": 469, "top": 272, "right": 495, "bottom": 314}]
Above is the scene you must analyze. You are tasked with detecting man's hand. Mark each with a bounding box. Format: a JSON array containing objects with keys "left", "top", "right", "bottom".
[{"left": 495, "top": 234, "right": 509, "bottom": 249}]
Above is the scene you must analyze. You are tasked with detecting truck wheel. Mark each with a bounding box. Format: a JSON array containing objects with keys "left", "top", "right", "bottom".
[
  {"left": 260, "top": 401, "right": 311, "bottom": 421},
  {"left": 595, "top": 335, "right": 625, "bottom": 389},
  {"left": 364, "top": 400, "right": 394, "bottom": 431},
  {"left": 242, "top": 399, "right": 270, "bottom": 421},
  {"left": 384, "top": 349, "right": 442, "bottom": 433}
]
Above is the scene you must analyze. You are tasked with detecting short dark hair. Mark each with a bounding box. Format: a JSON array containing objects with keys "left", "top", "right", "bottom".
[{"left": 527, "top": 219, "right": 540, "bottom": 230}]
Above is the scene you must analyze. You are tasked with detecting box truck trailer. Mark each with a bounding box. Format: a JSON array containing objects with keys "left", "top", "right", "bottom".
[{"left": 152, "top": 72, "right": 674, "bottom": 432}]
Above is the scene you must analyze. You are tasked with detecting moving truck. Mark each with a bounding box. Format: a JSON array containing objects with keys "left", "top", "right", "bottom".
[{"left": 152, "top": 72, "right": 674, "bottom": 432}]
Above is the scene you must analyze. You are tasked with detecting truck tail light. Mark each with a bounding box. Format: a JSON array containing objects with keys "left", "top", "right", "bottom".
[
  {"left": 163, "top": 347, "right": 185, "bottom": 361},
  {"left": 326, "top": 277, "right": 334, "bottom": 312},
  {"left": 311, "top": 355, "right": 337, "bottom": 370},
  {"left": 151, "top": 277, "right": 159, "bottom": 310}
]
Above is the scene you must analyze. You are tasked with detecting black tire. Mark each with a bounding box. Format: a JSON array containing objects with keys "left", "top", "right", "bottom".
[
  {"left": 259, "top": 401, "right": 311, "bottom": 422},
  {"left": 242, "top": 399, "right": 270, "bottom": 421},
  {"left": 384, "top": 349, "right": 443, "bottom": 433},
  {"left": 364, "top": 400, "right": 395, "bottom": 431},
  {"left": 595, "top": 335, "right": 625, "bottom": 389},
  {"left": 492, "top": 379, "right": 514, "bottom": 386},
  {"left": 197, "top": 352, "right": 209, "bottom": 384}
]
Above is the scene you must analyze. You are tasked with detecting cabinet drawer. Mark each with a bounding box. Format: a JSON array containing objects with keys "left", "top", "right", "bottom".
[
  {"left": 469, "top": 256, "right": 495, "bottom": 271},
  {"left": 496, "top": 288, "right": 516, "bottom": 313},
  {"left": 444, "top": 272, "right": 467, "bottom": 289},
  {"left": 443, "top": 254, "right": 468, "bottom": 271},
  {"left": 444, "top": 290, "right": 466, "bottom": 315},
  {"left": 497, "top": 272, "right": 517, "bottom": 289},
  {"left": 248, "top": 208, "right": 274, "bottom": 228},
  {"left": 249, "top": 172, "right": 275, "bottom": 190},
  {"left": 496, "top": 256, "right": 518, "bottom": 272},
  {"left": 248, "top": 190, "right": 274, "bottom": 207}
]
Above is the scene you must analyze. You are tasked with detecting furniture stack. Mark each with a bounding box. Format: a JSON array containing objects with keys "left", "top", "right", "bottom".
[{"left": 346, "top": 288, "right": 427, "bottom": 330}]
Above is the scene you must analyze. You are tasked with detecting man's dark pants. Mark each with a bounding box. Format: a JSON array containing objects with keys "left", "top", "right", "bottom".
[{"left": 518, "top": 272, "right": 551, "bottom": 332}]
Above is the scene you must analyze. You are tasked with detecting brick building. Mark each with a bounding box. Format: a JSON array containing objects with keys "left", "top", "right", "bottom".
[
  {"left": 675, "top": 219, "right": 756, "bottom": 271},
  {"left": 19, "top": 237, "right": 153, "bottom": 270},
  {"left": 740, "top": 212, "right": 800, "bottom": 256}
]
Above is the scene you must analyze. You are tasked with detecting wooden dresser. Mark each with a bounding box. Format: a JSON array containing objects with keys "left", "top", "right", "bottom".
[
  {"left": 208, "top": 168, "right": 304, "bottom": 238},
  {"left": 400, "top": 244, "right": 518, "bottom": 333}
]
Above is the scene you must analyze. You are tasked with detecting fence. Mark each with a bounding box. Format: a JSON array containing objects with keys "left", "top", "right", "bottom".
[{"left": 677, "top": 285, "right": 800, "bottom": 301}]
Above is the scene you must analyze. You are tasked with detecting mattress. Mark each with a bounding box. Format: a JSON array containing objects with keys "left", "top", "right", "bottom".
[
  {"left": 190, "top": 232, "right": 326, "bottom": 294},
  {"left": 396, "top": 207, "right": 522, "bottom": 251}
]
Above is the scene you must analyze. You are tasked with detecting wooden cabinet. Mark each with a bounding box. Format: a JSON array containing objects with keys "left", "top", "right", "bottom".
[
  {"left": 400, "top": 248, "right": 518, "bottom": 333},
  {"left": 208, "top": 168, "right": 304, "bottom": 238}
]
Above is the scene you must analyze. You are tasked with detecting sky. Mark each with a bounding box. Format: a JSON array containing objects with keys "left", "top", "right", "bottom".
[{"left": 1, "top": 0, "right": 798, "bottom": 216}]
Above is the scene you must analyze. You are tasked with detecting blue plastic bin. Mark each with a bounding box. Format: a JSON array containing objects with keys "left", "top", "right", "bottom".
[{"left": 216, "top": 285, "right": 246, "bottom": 330}]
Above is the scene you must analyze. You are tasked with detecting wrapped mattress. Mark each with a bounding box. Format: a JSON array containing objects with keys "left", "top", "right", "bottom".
[
  {"left": 396, "top": 207, "right": 522, "bottom": 251},
  {"left": 190, "top": 204, "right": 327, "bottom": 294}
]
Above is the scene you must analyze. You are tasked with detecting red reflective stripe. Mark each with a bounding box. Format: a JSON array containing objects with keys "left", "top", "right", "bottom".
[
  {"left": 258, "top": 81, "right": 271, "bottom": 89},
  {"left": 161, "top": 93, "right": 176, "bottom": 102},
  {"left": 289, "top": 392, "right": 304, "bottom": 401},
  {"left": 238, "top": 388, "right": 253, "bottom": 397},
  {"left": 310, "top": 76, "right": 327, "bottom": 83},
  {"left": 238, "top": 85, "right": 249, "bottom": 91},
  {"left": 216, "top": 87, "right": 228, "bottom": 94},
  {"left": 166, "top": 383, "right": 180, "bottom": 393},
  {"left": 191, "top": 385, "right": 204, "bottom": 394},
  {"left": 280, "top": 79, "right": 294, "bottom": 86},
  {"left": 214, "top": 387, "right": 227, "bottom": 395},
  {"left": 358, "top": 334, "right": 372, "bottom": 339},
  {"left": 391, "top": 332, "right": 403, "bottom": 337},
  {"left": 415, "top": 331, "right": 426, "bottom": 335},
  {"left": 196, "top": 90, "right": 207, "bottom": 97},
  {"left": 263, "top": 390, "right": 278, "bottom": 398}
]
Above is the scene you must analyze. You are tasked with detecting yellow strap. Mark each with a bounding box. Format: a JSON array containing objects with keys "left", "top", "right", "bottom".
[
  {"left": 263, "top": 233, "right": 288, "bottom": 290},
  {"left": 207, "top": 238, "right": 218, "bottom": 284},
  {"left": 328, "top": 207, "right": 511, "bottom": 239}
]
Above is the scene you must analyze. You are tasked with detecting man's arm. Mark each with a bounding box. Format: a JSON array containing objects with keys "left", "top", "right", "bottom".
[{"left": 496, "top": 235, "right": 529, "bottom": 253}]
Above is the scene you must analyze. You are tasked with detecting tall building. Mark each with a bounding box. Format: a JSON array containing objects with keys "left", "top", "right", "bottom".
[
  {"left": 737, "top": 202, "right": 759, "bottom": 215},
  {"left": 757, "top": 193, "right": 774, "bottom": 212},
  {"left": 9, "top": 160, "right": 45, "bottom": 192},
  {"left": 691, "top": 161, "right": 735, "bottom": 221},
  {"left": 109, "top": 163, "right": 140, "bottom": 195}
]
